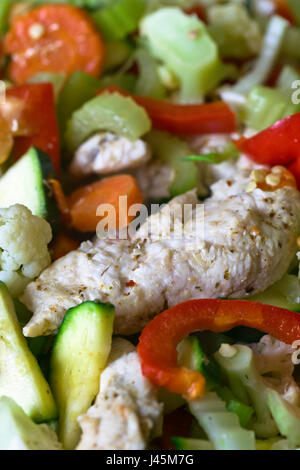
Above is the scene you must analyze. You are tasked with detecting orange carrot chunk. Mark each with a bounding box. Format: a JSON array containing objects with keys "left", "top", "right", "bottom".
[
  {"left": 68, "top": 174, "right": 144, "bottom": 232},
  {"left": 4, "top": 4, "right": 105, "bottom": 84}
]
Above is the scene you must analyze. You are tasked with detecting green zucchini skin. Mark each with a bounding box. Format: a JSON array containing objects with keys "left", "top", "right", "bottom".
[{"left": 0, "top": 147, "right": 60, "bottom": 234}]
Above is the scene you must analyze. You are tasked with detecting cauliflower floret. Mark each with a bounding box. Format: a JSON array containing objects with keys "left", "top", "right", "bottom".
[
  {"left": 250, "top": 335, "right": 300, "bottom": 407},
  {"left": 69, "top": 132, "right": 151, "bottom": 178},
  {"left": 0, "top": 204, "right": 52, "bottom": 297}
]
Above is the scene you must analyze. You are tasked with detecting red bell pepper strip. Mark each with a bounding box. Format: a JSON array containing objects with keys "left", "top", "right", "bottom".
[
  {"left": 137, "top": 299, "right": 300, "bottom": 400},
  {"left": 97, "top": 85, "right": 236, "bottom": 135},
  {"left": 7, "top": 83, "right": 60, "bottom": 174},
  {"left": 235, "top": 112, "right": 300, "bottom": 166}
]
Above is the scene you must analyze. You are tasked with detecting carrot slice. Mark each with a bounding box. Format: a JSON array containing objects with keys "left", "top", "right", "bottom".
[
  {"left": 68, "top": 174, "right": 144, "bottom": 232},
  {"left": 50, "top": 231, "right": 80, "bottom": 261},
  {"left": 4, "top": 4, "right": 105, "bottom": 84}
]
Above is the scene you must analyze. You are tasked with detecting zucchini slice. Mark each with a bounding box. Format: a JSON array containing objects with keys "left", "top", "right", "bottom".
[
  {"left": 0, "top": 147, "right": 59, "bottom": 231},
  {"left": 50, "top": 301, "right": 115, "bottom": 450}
]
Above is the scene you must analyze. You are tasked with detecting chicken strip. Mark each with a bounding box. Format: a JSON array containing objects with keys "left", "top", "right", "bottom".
[
  {"left": 22, "top": 168, "right": 300, "bottom": 337},
  {"left": 69, "top": 132, "right": 151, "bottom": 178},
  {"left": 77, "top": 338, "right": 163, "bottom": 450}
]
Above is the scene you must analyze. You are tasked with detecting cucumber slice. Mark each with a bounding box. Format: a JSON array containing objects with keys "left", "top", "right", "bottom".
[
  {"left": 0, "top": 282, "right": 57, "bottom": 422},
  {"left": 0, "top": 147, "right": 59, "bottom": 231},
  {"left": 0, "top": 397, "right": 62, "bottom": 450},
  {"left": 50, "top": 301, "right": 115, "bottom": 450}
]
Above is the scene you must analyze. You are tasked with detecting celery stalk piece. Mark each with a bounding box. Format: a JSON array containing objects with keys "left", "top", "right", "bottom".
[
  {"left": 267, "top": 389, "right": 300, "bottom": 448},
  {"left": 134, "top": 48, "right": 166, "bottom": 99},
  {"left": 65, "top": 92, "right": 151, "bottom": 152},
  {"left": 276, "top": 65, "right": 300, "bottom": 93},
  {"left": 243, "top": 85, "right": 300, "bottom": 131},
  {"left": 92, "top": 0, "right": 146, "bottom": 40},
  {"left": 57, "top": 71, "right": 101, "bottom": 136},
  {"left": 207, "top": 3, "right": 262, "bottom": 59},
  {"left": 103, "top": 40, "right": 134, "bottom": 72},
  {"left": 233, "top": 15, "right": 288, "bottom": 94},
  {"left": 145, "top": 130, "right": 198, "bottom": 197},
  {"left": 248, "top": 273, "right": 300, "bottom": 312},
  {"left": 28, "top": 73, "right": 66, "bottom": 101},
  {"left": 216, "top": 386, "right": 254, "bottom": 427},
  {"left": 140, "top": 7, "right": 223, "bottom": 103},
  {"left": 189, "top": 393, "right": 256, "bottom": 450},
  {"left": 215, "top": 345, "right": 278, "bottom": 439}
]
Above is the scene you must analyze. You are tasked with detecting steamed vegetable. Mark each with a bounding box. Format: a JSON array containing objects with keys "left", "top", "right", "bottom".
[
  {"left": 145, "top": 130, "right": 198, "bottom": 196},
  {"left": 7, "top": 84, "right": 60, "bottom": 174},
  {"left": 140, "top": 7, "right": 223, "bottom": 102},
  {"left": 189, "top": 393, "right": 255, "bottom": 450},
  {"left": 50, "top": 301, "right": 115, "bottom": 449},
  {"left": 99, "top": 85, "right": 237, "bottom": 134},
  {"left": 65, "top": 92, "right": 151, "bottom": 152},
  {"left": 0, "top": 204, "right": 52, "bottom": 297},
  {"left": 233, "top": 15, "right": 288, "bottom": 94},
  {"left": 0, "top": 147, "right": 59, "bottom": 232},
  {"left": 0, "top": 282, "right": 57, "bottom": 422},
  {"left": 92, "top": 0, "right": 146, "bottom": 40},
  {"left": 4, "top": 4, "right": 105, "bottom": 84},
  {"left": 215, "top": 345, "right": 278, "bottom": 438},
  {"left": 207, "top": 3, "right": 262, "bottom": 59},
  {"left": 0, "top": 397, "right": 61, "bottom": 450},
  {"left": 137, "top": 299, "right": 300, "bottom": 399}
]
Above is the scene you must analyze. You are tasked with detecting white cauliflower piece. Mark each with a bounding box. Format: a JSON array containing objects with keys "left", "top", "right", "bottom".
[
  {"left": 0, "top": 204, "right": 52, "bottom": 297},
  {"left": 250, "top": 335, "right": 300, "bottom": 407},
  {"left": 70, "top": 132, "right": 151, "bottom": 178}
]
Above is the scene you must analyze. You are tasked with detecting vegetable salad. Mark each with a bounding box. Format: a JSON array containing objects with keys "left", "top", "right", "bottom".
[{"left": 0, "top": 0, "right": 300, "bottom": 451}]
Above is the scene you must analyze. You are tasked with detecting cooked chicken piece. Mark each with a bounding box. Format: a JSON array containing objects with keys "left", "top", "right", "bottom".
[
  {"left": 134, "top": 161, "right": 174, "bottom": 200},
  {"left": 69, "top": 132, "right": 151, "bottom": 178},
  {"left": 22, "top": 168, "right": 300, "bottom": 337},
  {"left": 77, "top": 338, "right": 163, "bottom": 450}
]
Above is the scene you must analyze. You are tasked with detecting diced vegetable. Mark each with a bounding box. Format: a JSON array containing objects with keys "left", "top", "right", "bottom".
[
  {"left": 267, "top": 388, "right": 300, "bottom": 447},
  {"left": 4, "top": 4, "right": 105, "bottom": 84},
  {"left": 0, "top": 282, "right": 57, "bottom": 422},
  {"left": 215, "top": 345, "right": 278, "bottom": 438},
  {"left": 184, "top": 142, "right": 239, "bottom": 165},
  {"left": 235, "top": 112, "right": 300, "bottom": 166},
  {"left": 98, "top": 85, "right": 237, "bottom": 134},
  {"left": 243, "top": 85, "right": 300, "bottom": 131},
  {"left": 68, "top": 174, "right": 144, "bottom": 232},
  {"left": 140, "top": 7, "right": 223, "bottom": 102},
  {"left": 207, "top": 3, "right": 262, "bottom": 59},
  {"left": 0, "top": 397, "right": 61, "bottom": 450},
  {"left": 172, "top": 437, "right": 213, "bottom": 450},
  {"left": 216, "top": 386, "right": 254, "bottom": 427},
  {"left": 92, "top": 0, "right": 146, "bottom": 40},
  {"left": 50, "top": 301, "right": 115, "bottom": 449},
  {"left": 103, "top": 39, "right": 134, "bottom": 71},
  {"left": 177, "top": 336, "right": 221, "bottom": 390},
  {"left": 57, "top": 71, "right": 101, "bottom": 136},
  {"left": 27, "top": 73, "right": 66, "bottom": 101},
  {"left": 276, "top": 65, "right": 300, "bottom": 92},
  {"left": 65, "top": 92, "right": 151, "bottom": 152},
  {"left": 134, "top": 48, "right": 166, "bottom": 99},
  {"left": 0, "top": 0, "right": 13, "bottom": 33},
  {"left": 189, "top": 392, "right": 255, "bottom": 450},
  {"left": 7, "top": 83, "right": 60, "bottom": 174},
  {"left": 233, "top": 15, "right": 288, "bottom": 94},
  {"left": 248, "top": 274, "right": 300, "bottom": 312},
  {"left": 145, "top": 130, "right": 198, "bottom": 197},
  {"left": 137, "top": 299, "right": 300, "bottom": 400},
  {"left": 0, "top": 147, "right": 60, "bottom": 231}
]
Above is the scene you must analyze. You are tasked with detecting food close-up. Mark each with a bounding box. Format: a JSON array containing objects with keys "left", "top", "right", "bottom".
[{"left": 2, "top": 0, "right": 300, "bottom": 452}]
